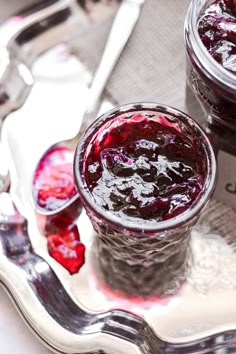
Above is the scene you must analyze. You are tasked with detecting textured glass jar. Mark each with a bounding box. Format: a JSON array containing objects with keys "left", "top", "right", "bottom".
[
  {"left": 184, "top": 0, "right": 236, "bottom": 208},
  {"left": 74, "top": 103, "right": 216, "bottom": 299}
]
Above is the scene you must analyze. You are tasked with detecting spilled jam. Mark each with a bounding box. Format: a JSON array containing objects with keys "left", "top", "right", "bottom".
[
  {"left": 37, "top": 199, "right": 85, "bottom": 275},
  {"left": 83, "top": 111, "right": 206, "bottom": 224},
  {"left": 33, "top": 146, "right": 85, "bottom": 274},
  {"left": 47, "top": 224, "right": 85, "bottom": 275}
]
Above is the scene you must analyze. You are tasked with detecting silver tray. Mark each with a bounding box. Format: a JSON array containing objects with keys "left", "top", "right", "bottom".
[{"left": 1, "top": 1, "right": 236, "bottom": 353}]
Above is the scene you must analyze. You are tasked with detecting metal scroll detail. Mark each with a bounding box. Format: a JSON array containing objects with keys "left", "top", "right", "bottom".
[
  {"left": 0, "top": 193, "right": 162, "bottom": 354},
  {"left": 189, "top": 229, "right": 236, "bottom": 294},
  {"left": 1, "top": 193, "right": 236, "bottom": 353}
]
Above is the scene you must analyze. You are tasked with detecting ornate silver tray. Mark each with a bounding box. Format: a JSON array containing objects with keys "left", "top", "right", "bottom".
[{"left": 1, "top": 1, "right": 236, "bottom": 353}]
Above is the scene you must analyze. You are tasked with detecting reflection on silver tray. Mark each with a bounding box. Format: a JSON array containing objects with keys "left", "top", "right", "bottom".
[
  {"left": 1, "top": 5, "right": 236, "bottom": 354},
  {"left": 1, "top": 175, "right": 236, "bottom": 354}
]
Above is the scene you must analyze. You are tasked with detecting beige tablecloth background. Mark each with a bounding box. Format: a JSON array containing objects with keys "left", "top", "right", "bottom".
[
  {"left": 73, "top": 0, "right": 188, "bottom": 109},
  {"left": 72, "top": 0, "right": 236, "bottom": 240}
]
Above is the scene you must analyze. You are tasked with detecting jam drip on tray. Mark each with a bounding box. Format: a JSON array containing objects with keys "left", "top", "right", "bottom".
[{"left": 33, "top": 145, "right": 85, "bottom": 274}]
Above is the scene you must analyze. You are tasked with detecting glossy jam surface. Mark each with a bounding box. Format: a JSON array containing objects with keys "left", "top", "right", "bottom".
[
  {"left": 33, "top": 146, "right": 85, "bottom": 273},
  {"left": 47, "top": 225, "right": 85, "bottom": 274},
  {"left": 36, "top": 197, "right": 84, "bottom": 274},
  {"left": 83, "top": 111, "right": 206, "bottom": 224},
  {"left": 33, "top": 146, "right": 78, "bottom": 212},
  {"left": 198, "top": 0, "right": 236, "bottom": 73}
]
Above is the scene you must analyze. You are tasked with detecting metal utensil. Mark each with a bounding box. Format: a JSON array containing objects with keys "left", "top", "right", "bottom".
[
  {"left": 32, "top": 0, "right": 146, "bottom": 216},
  {"left": 0, "top": 0, "right": 89, "bottom": 196}
]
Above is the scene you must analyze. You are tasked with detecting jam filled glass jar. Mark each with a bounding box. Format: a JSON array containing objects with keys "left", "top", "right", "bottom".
[
  {"left": 184, "top": 0, "right": 236, "bottom": 208},
  {"left": 74, "top": 103, "right": 216, "bottom": 299}
]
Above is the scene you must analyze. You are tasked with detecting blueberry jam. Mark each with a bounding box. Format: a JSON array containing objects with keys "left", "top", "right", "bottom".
[
  {"left": 33, "top": 146, "right": 78, "bottom": 212},
  {"left": 83, "top": 111, "right": 206, "bottom": 224},
  {"left": 198, "top": 0, "right": 236, "bottom": 73},
  {"left": 185, "top": 0, "right": 236, "bottom": 207}
]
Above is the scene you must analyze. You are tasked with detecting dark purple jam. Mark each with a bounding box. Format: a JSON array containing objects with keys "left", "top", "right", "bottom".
[
  {"left": 83, "top": 111, "right": 206, "bottom": 224},
  {"left": 198, "top": 0, "right": 236, "bottom": 74}
]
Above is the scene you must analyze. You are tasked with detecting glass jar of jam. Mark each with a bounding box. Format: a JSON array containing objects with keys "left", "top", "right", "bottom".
[
  {"left": 184, "top": 0, "right": 236, "bottom": 208},
  {"left": 74, "top": 103, "right": 216, "bottom": 299}
]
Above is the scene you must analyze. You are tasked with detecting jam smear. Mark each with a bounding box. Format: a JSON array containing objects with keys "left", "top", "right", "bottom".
[
  {"left": 33, "top": 146, "right": 79, "bottom": 212},
  {"left": 36, "top": 198, "right": 85, "bottom": 274},
  {"left": 83, "top": 111, "right": 205, "bottom": 224},
  {"left": 40, "top": 197, "right": 82, "bottom": 236},
  {"left": 33, "top": 146, "right": 85, "bottom": 273},
  {"left": 198, "top": 0, "right": 236, "bottom": 73},
  {"left": 47, "top": 225, "right": 85, "bottom": 274}
]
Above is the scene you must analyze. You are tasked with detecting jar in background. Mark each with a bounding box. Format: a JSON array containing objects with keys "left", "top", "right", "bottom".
[
  {"left": 184, "top": 0, "right": 236, "bottom": 208},
  {"left": 74, "top": 102, "right": 216, "bottom": 299}
]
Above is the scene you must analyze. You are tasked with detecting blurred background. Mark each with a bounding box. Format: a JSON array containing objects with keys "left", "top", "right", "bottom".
[
  {"left": 0, "top": 0, "right": 33, "bottom": 21},
  {"left": 0, "top": 0, "right": 119, "bottom": 23}
]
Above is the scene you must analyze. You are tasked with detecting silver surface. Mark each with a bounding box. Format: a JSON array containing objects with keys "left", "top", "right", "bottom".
[{"left": 0, "top": 1, "right": 236, "bottom": 353}]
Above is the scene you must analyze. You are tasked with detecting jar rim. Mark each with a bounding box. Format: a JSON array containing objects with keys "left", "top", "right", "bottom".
[
  {"left": 184, "top": 0, "right": 236, "bottom": 92},
  {"left": 74, "top": 102, "right": 217, "bottom": 233}
]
